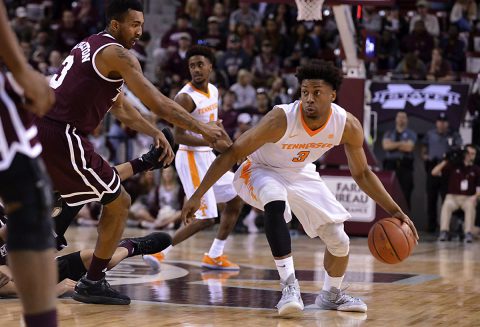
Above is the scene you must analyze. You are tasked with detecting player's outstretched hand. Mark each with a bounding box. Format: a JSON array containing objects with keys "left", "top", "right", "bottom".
[
  {"left": 198, "top": 120, "right": 225, "bottom": 144},
  {"left": 394, "top": 212, "right": 419, "bottom": 242},
  {"left": 181, "top": 195, "right": 200, "bottom": 225},
  {"left": 13, "top": 68, "right": 54, "bottom": 116},
  {"left": 209, "top": 120, "right": 232, "bottom": 153},
  {"left": 145, "top": 128, "right": 175, "bottom": 169}
]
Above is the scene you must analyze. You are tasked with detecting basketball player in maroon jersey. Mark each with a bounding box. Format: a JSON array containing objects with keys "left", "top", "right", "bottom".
[
  {"left": 0, "top": 2, "right": 57, "bottom": 326},
  {"left": 36, "top": 0, "right": 225, "bottom": 305}
]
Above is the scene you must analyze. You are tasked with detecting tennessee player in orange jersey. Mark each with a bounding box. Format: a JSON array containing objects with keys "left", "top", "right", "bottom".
[
  {"left": 144, "top": 45, "right": 243, "bottom": 271},
  {"left": 182, "top": 60, "right": 419, "bottom": 316}
]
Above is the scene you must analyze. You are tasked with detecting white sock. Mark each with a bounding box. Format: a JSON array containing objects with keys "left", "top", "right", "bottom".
[
  {"left": 162, "top": 245, "right": 173, "bottom": 256},
  {"left": 274, "top": 256, "right": 295, "bottom": 282},
  {"left": 208, "top": 238, "right": 226, "bottom": 258},
  {"left": 322, "top": 271, "right": 344, "bottom": 291}
]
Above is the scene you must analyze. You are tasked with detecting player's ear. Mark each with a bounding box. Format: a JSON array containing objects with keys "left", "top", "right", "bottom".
[
  {"left": 111, "top": 20, "right": 120, "bottom": 31},
  {"left": 331, "top": 90, "right": 336, "bottom": 102}
]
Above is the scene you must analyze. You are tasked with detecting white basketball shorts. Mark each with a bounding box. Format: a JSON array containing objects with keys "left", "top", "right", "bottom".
[
  {"left": 176, "top": 149, "right": 237, "bottom": 219},
  {"left": 233, "top": 160, "right": 351, "bottom": 237}
]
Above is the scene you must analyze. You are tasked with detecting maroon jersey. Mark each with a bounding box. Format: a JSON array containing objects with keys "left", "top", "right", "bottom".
[
  {"left": 47, "top": 32, "right": 124, "bottom": 135},
  {"left": 0, "top": 71, "right": 42, "bottom": 171}
]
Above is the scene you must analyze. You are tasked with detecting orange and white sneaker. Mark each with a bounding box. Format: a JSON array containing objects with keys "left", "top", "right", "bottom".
[
  {"left": 143, "top": 252, "right": 165, "bottom": 271},
  {"left": 201, "top": 253, "right": 240, "bottom": 271}
]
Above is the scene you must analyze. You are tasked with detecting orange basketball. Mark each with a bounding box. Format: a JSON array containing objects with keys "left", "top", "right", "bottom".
[{"left": 368, "top": 217, "right": 416, "bottom": 264}]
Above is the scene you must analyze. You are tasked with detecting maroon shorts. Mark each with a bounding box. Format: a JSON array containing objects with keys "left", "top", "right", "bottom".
[{"left": 36, "top": 117, "right": 121, "bottom": 206}]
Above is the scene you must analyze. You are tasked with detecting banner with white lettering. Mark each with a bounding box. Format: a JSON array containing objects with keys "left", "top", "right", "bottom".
[
  {"left": 322, "top": 176, "right": 376, "bottom": 222},
  {"left": 370, "top": 81, "right": 469, "bottom": 129}
]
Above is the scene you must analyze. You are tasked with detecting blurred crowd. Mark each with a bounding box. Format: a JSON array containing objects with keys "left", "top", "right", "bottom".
[{"left": 4, "top": 0, "right": 480, "bottom": 236}]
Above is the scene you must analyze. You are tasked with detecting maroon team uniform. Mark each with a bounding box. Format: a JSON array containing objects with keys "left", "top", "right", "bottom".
[
  {"left": 0, "top": 72, "right": 42, "bottom": 171},
  {"left": 37, "top": 32, "right": 125, "bottom": 206}
]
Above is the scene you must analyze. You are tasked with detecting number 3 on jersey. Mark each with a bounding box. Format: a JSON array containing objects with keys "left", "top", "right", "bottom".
[
  {"left": 292, "top": 151, "right": 310, "bottom": 162},
  {"left": 50, "top": 55, "right": 74, "bottom": 89}
]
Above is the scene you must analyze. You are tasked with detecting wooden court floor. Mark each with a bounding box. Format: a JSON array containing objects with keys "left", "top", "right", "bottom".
[{"left": 1, "top": 226, "right": 480, "bottom": 326}]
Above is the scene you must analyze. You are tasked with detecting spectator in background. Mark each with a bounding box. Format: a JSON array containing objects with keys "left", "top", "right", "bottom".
[
  {"left": 382, "top": 111, "right": 417, "bottom": 209},
  {"left": 201, "top": 16, "right": 226, "bottom": 52},
  {"left": 426, "top": 47, "right": 456, "bottom": 82},
  {"left": 250, "top": 88, "right": 271, "bottom": 126},
  {"left": 11, "top": 6, "right": 34, "bottom": 41},
  {"left": 234, "top": 22, "right": 256, "bottom": 56},
  {"left": 252, "top": 39, "right": 281, "bottom": 87},
  {"left": 231, "top": 69, "right": 256, "bottom": 110},
  {"left": 218, "top": 34, "right": 251, "bottom": 86},
  {"left": 46, "top": 50, "right": 63, "bottom": 76},
  {"left": 229, "top": 0, "right": 261, "bottom": 33},
  {"left": 409, "top": 0, "right": 440, "bottom": 37},
  {"left": 54, "top": 9, "right": 86, "bottom": 55},
  {"left": 433, "top": 144, "right": 480, "bottom": 243},
  {"left": 450, "top": 0, "right": 477, "bottom": 32},
  {"left": 233, "top": 112, "right": 252, "bottom": 140},
  {"left": 362, "top": 6, "right": 382, "bottom": 33},
  {"left": 131, "top": 31, "right": 151, "bottom": 70},
  {"left": 184, "top": 0, "right": 207, "bottom": 36},
  {"left": 376, "top": 30, "right": 400, "bottom": 70},
  {"left": 160, "top": 14, "right": 197, "bottom": 49},
  {"left": 73, "top": 0, "right": 99, "bottom": 34},
  {"left": 211, "top": 1, "right": 229, "bottom": 35},
  {"left": 163, "top": 32, "right": 192, "bottom": 84},
  {"left": 402, "top": 20, "right": 434, "bottom": 63},
  {"left": 422, "top": 113, "right": 463, "bottom": 232},
  {"left": 260, "top": 16, "right": 291, "bottom": 60},
  {"left": 218, "top": 90, "right": 238, "bottom": 139},
  {"left": 440, "top": 25, "right": 466, "bottom": 72},
  {"left": 394, "top": 52, "right": 427, "bottom": 80},
  {"left": 270, "top": 76, "right": 291, "bottom": 106},
  {"left": 382, "top": 7, "right": 408, "bottom": 40},
  {"left": 286, "top": 23, "right": 316, "bottom": 66}
]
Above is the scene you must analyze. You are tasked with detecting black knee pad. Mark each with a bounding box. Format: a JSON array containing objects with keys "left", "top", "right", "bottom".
[
  {"left": 1, "top": 155, "right": 55, "bottom": 251},
  {"left": 264, "top": 201, "right": 291, "bottom": 257}
]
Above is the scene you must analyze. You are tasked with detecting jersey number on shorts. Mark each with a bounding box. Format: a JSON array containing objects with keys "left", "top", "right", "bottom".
[
  {"left": 50, "top": 55, "right": 74, "bottom": 89},
  {"left": 292, "top": 151, "right": 310, "bottom": 162}
]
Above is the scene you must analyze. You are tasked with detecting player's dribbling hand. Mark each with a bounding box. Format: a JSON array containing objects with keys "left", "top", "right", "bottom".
[
  {"left": 393, "top": 212, "right": 419, "bottom": 242},
  {"left": 181, "top": 196, "right": 200, "bottom": 225},
  {"left": 13, "top": 67, "right": 54, "bottom": 116},
  {"left": 153, "top": 130, "right": 174, "bottom": 167}
]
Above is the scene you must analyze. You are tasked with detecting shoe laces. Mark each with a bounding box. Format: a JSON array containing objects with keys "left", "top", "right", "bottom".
[
  {"left": 282, "top": 282, "right": 299, "bottom": 298},
  {"left": 333, "top": 285, "right": 361, "bottom": 304}
]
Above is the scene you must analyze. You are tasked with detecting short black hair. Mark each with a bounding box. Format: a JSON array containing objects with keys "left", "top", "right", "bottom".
[
  {"left": 186, "top": 45, "right": 215, "bottom": 66},
  {"left": 296, "top": 60, "right": 343, "bottom": 91},
  {"left": 106, "top": 0, "right": 143, "bottom": 22}
]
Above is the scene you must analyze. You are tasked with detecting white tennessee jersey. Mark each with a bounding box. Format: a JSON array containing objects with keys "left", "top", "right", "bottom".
[
  {"left": 248, "top": 100, "right": 347, "bottom": 169},
  {"left": 177, "top": 82, "right": 219, "bottom": 151}
]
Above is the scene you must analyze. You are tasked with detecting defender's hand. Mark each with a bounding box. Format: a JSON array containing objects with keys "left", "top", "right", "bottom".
[
  {"left": 152, "top": 129, "right": 174, "bottom": 167},
  {"left": 393, "top": 212, "right": 419, "bottom": 242},
  {"left": 181, "top": 196, "right": 201, "bottom": 225},
  {"left": 13, "top": 68, "right": 54, "bottom": 116},
  {"left": 199, "top": 121, "right": 224, "bottom": 144}
]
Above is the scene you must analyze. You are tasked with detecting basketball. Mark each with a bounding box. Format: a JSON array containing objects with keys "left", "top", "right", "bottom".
[{"left": 368, "top": 217, "right": 416, "bottom": 264}]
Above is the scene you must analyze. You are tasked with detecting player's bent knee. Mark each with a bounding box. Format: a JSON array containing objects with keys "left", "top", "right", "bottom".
[{"left": 317, "top": 223, "right": 350, "bottom": 257}]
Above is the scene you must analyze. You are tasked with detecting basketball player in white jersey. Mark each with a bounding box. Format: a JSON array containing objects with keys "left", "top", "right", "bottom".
[
  {"left": 182, "top": 60, "right": 419, "bottom": 315},
  {"left": 144, "top": 46, "right": 243, "bottom": 270}
]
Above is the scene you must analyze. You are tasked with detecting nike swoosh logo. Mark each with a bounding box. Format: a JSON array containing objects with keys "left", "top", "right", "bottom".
[{"left": 288, "top": 134, "right": 298, "bottom": 138}]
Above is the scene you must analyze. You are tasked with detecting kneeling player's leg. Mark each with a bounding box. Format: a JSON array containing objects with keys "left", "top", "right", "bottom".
[{"left": 0, "top": 155, "right": 57, "bottom": 324}]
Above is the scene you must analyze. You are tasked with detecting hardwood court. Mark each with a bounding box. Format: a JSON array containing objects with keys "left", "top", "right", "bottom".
[{"left": 1, "top": 226, "right": 479, "bottom": 326}]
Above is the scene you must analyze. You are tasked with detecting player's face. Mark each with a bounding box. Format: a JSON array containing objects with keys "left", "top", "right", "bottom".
[
  {"left": 188, "top": 56, "right": 212, "bottom": 84},
  {"left": 300, "top": 80, "right": 335, "bottom": 119},
  {"left": 115, "top": 10, "right": 144, "bottom": 49}
]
